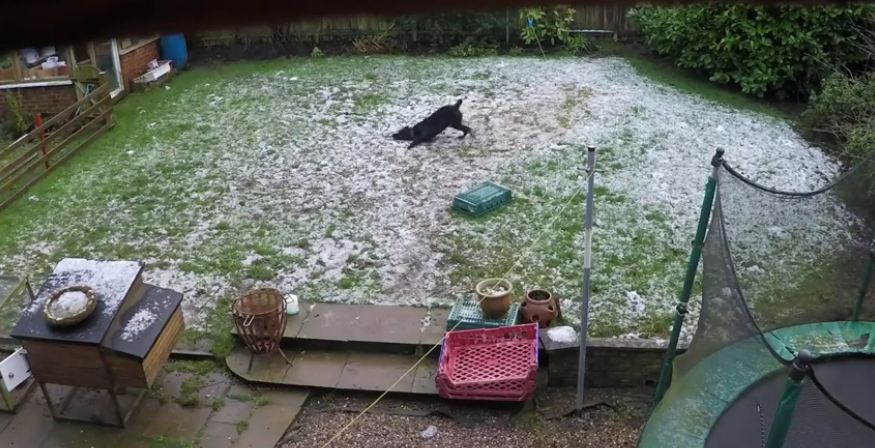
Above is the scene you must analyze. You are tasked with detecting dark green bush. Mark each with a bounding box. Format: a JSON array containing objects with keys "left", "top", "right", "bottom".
[
  {"left": 805, "top": 72, "right": 875, "bottom": 160},
  {"left": 447, "top": 41, "right": 500, "bottom": 57},
  {"left": 398, "top": 13, "right": 510, "bottom": 51},
  {"left": 631, "top": 4, "right": 875, "bottom": 96}
]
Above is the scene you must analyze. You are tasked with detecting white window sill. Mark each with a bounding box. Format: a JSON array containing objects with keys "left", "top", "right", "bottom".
[{"left": 0, "top": 79, "right": 73, "bottom": 90}]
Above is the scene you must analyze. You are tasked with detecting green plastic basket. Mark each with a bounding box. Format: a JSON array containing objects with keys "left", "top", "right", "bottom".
[
  {"left": 446, "top": 296, "right": 520, "bottom": 331},
  {"left": 453, "top": 182, "right": 512, "bottom": 217}
]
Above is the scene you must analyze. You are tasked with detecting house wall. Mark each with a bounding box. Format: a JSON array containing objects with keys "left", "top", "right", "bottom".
[
  {"left": 0, "top": 84, "right": 77, "bottom": 123},
  {"left": 119, "top": 39, "right": 160, "bottom": 91}
]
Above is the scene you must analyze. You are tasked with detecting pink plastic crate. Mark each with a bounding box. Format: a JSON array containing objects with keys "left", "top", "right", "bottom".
[{"left": 436, "top": 323, "right": 539, "bottom": 401}]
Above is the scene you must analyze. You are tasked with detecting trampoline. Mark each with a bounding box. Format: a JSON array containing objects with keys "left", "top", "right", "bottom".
[{"left": 638, "top": 151, "right": 875, "bottom": 448}]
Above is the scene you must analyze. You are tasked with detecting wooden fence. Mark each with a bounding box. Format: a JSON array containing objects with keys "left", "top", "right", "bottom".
[
  {"left": 193, "top": 6, "right": 638, "bottom": 48},
  {"left": 0, "top": 83, "right": 114, "bottom": 211}
]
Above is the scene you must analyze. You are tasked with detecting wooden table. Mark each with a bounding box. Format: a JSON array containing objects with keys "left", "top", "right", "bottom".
[{"left": 10, "top": 258, "right": 184, "bottom": 426}]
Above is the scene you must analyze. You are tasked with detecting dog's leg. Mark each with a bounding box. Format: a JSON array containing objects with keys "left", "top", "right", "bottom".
[{"left": 451, "top": 124, "right": 472, "bottom": 138}]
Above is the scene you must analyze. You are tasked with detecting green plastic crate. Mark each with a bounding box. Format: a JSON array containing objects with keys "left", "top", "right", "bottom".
[
  {"left": 446, "top": 296, "right": 520, "bottom": 331},
  {"left": 453, "top": 182, "right": 512, "bottom": 216}
]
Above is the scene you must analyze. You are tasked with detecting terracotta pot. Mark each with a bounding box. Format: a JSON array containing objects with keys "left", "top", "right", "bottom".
[
  {"left": 521, "top": 289, "right": 560, "bottom": 328},
  {"left": 475, "top": 278, "right": 513, "bottom": 318}
]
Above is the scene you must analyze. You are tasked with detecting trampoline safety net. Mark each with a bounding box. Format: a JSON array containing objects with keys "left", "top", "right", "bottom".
[{"left": 652, "top": 154, "right": 875, "bottom": 448}]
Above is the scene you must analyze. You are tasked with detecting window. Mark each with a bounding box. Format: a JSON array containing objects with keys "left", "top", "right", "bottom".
[
  {"left": 73, "top": 44, "right": 91, "bottom": 65},
  {"left": 15, "top": 46, "right": 71, "bottom": 81}
]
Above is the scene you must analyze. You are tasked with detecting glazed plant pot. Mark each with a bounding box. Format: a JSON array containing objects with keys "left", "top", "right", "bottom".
[
  {"left": 521, "top": 288, "right": 560, "bottom": 328},
  {"left": 475, "top": 278, "right": 513, "bottom": 318}
]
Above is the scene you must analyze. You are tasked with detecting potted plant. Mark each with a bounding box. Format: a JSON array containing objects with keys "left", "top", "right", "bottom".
[
  {"left": 521, "top": 288, "right": 560, "bottom": 328},
  {"left": 475, "top": 278, "right": 513, "bottom": 318}
]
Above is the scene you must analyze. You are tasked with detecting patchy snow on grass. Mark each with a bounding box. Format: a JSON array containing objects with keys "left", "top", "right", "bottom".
[{"left": 0, "top": 57, "right": 859, "bottom": 339}]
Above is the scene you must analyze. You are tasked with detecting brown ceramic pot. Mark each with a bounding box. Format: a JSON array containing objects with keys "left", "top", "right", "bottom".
[
  {"left": 521, "top": 289, "right": 560, "bottom": 328},
  {"left": 476, "top": 278, "right": 513, "bottom": 318}
]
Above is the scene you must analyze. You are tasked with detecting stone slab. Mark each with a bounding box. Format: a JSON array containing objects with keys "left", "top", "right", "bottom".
[
  {"left": 141, "top": 403, "right": 211, "bottom": 441},
  {"left": 337, "top": 352, "right": 417, "bottom": 393},
  {"left": 200, "top": 421, "right": 239, "bottom": 448},
  {"left": 296, "top": 304, "right": 363, "bottom": 342},
  {"left": 0, "top": 402, "right": 53, "bottom": 448},
  {"left": 281, "top": 350, "right": 348, "bottom": 389},
  {"left": 209, "top": 398, "right": 253, "bottom": 425},
  {"left": 233, "top": 404, "right": 299, "bottom": 448},
  {"left": 347, "top": 306, "right": 427, "bottom": 346}
]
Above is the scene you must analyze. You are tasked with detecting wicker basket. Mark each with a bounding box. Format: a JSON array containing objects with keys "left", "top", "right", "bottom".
[
  {"left": 232, "top": 288, "right": 287, "bottom": 354},
  {"left": 43, "top": 285, "right": 97, "bottom": 327}
]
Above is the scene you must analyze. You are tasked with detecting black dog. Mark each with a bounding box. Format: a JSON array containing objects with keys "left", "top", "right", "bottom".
[{"left": 392, "top": 100, "right": 472, "bottom": 149}]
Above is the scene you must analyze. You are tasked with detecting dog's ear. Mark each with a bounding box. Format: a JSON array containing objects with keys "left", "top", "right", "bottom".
[{"left": 454, "top": 99, "right": 463, "bottom": 108}]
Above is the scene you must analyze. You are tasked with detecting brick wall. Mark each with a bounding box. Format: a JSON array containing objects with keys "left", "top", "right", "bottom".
[
  {"left": 119, "top": 40, "right": 160, "bottom": 91},
  {"left": 0, "top": 84, "right": 77, "bottom": 123},
  {"left": 545, "top": 338, "right": 688, "bottom": 388}
]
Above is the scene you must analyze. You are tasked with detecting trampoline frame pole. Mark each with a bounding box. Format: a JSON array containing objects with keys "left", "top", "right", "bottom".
[
  {"left": 653, "top": 149, "right": 724, "bottom": 407},
  {"left": 576, "top": 145, "right": 596, "bottom": 411},
  {"left": 764, "top": 351, "right": 813, "bottom": 448},
  {"left": 851, "top": 240, "right": 875, "bottom": 321}
]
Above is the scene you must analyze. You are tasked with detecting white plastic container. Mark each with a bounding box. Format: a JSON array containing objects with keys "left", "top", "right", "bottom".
[{"left": 285, "top": 293, "right": 299, "bottom": 316}]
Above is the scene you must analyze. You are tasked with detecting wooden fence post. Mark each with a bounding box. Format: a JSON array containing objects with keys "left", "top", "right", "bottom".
[{"left": 34, "top": 113, "right": 49, "bottom": 170}]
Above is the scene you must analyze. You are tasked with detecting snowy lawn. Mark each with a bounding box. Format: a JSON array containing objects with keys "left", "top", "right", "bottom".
[{"left": 0, "top": 56, "right": 850, "bottom": 347}]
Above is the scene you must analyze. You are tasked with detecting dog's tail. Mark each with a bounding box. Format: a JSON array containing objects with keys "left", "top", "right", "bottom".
[{"left": 453, "top": 99, "right": 463, "bottom": 109}]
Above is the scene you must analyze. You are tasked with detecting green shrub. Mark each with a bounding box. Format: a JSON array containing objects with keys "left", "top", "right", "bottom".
[
  {"left": 447, "top": 41, "right": 499, "bottom": 57},
  {"left": 398, "top": 13, "right": 508, "bottom": 51},
  {"left": 519, "top": 7, "right": 576, "bottom": 48},
  {"left": 563, "top": 35, "right": 595, "bottom": 56},
  {"left": 805, "top": 72, "right": 875, "bottom": 159},
  {"left": 631, "top": 5, "right": 875, "bottom": 96}
]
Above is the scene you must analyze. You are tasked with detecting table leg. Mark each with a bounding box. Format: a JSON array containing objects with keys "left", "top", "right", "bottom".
[{"left": 39, "top": 382, "right": 59, "bottom": 420}]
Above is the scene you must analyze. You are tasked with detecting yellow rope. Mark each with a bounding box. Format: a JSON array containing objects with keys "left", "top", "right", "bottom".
[{"left": 320, "top": 170, "right": 593, "bottom": 447}]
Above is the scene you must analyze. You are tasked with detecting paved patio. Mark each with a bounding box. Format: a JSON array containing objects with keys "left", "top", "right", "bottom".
[{"left": 0, "top": 363, "right": 308, "bottom": 448}]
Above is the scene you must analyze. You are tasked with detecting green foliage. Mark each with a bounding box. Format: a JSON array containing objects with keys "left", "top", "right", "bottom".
[
  {"left": 519, "top": 7, "right": 576, "bottom": 47},
  {"left": 178, "top": 376, "right": 204, "bottom": 407},
  {"left": 352, "top": 25, "right": 397, "bottom": 54},
  {"left": 310, "top": 46, "right": 324, "bottom": 58},
  {"left": 805, "top": 72, "right": 875, "bottom": 160},
  {"left": 563, "top": 35, "right": 595, "bottom": 56},
  {"left": 399, "top": 13, "right": 508, "bottom": 51},
  {"left": 4, "top": 92, "right": 28, "bottom": 135},
  {"left": 447, "top": 41, "right": 499, "bottom": 57},
  {"left": 631, "top": 4, "right": 875, "bottom": 96}
]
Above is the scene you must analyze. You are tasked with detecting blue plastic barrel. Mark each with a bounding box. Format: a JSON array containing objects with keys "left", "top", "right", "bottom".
[{"left": 160, "top": 34, "right": 188, "bottom": 70}]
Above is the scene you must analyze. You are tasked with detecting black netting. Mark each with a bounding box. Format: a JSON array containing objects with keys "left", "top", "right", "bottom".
[
  {"left": 675, "top": 156, "right": 875, "bottom": 378},
  {"left": 707, "top": 357, "right": 875, "bottom": 448}
]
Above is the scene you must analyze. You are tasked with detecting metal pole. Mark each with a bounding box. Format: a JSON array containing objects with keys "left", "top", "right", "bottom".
[
  {"left": 652, "top": 149, "right": 724, "bottom": 407},
  {"left": 851, "top": 240, "right": 875, "bottom": 321},
  {"left": 576, "top": 145, "right": 596, "bottom": 411},
  {"left": 765, "top": 351, "right": 813, "bottom": 448}
]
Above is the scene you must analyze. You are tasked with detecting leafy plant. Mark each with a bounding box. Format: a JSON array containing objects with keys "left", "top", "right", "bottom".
[
  {"left": 519, "top": 6, "right": 576, "bottom": 48},
  {"left": 447, "top": 41, "right": 499, "bottom": 57},
  {"left": 804, "top": 72, "right": 875, "bottom": 160},
  {"left": 563, "top": 35, "right": 595, "bottom": 55},
  {"left": 631, "top": 5, "right": 875, "bottom": 96},
  {"left": 399, "top": 13, "right": 508, "bottom": 51},
  {"left": 4, "top": 92, "right": 28, "bottom": 135},
  {"left": 352, "top": 24, "right": 397, "bottom": 54},
  {"left": 310, "top": 46, "right": 324, "bottom": 58}
]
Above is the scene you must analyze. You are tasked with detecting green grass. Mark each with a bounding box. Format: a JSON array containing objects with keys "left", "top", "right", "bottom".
[
  {"left": 441, "top": 145, "right": 686, "bottom": 337},
  {"left": 166, "top": 360, "right": 221, "bottom": 376},
  {"left": 235, "top": 420, "right": 249, "bottom": 434},
  {"left": 178, "top": 376, "right": 205, "bottom": 407}
]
